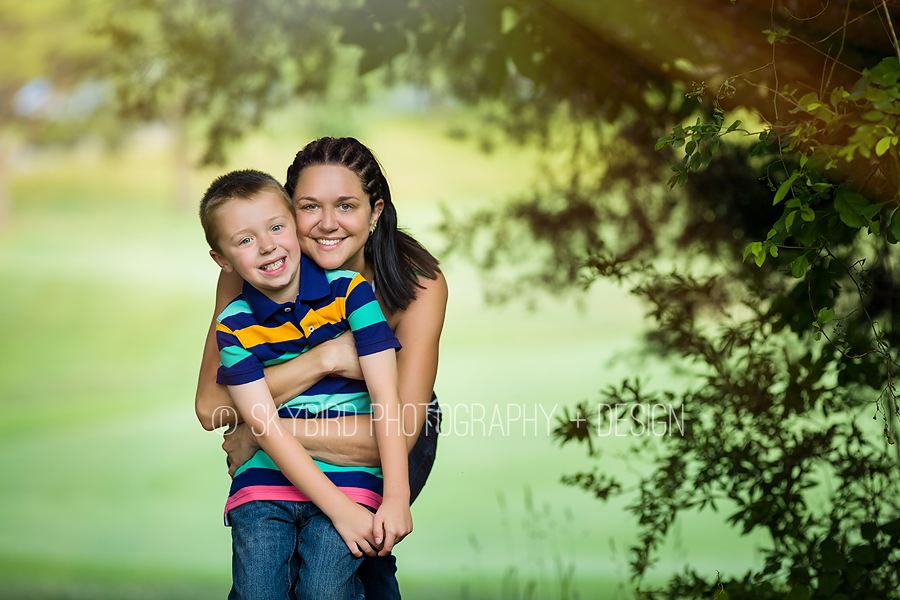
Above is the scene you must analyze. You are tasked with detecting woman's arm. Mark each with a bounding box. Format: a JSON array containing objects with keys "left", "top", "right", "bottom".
[
  {"left": 195, "top": 270, "right": 351, "bottom": 431},
  {"left": 392, "top": 271, "right": 448, "bottom": 450},
  {"left": 218, "top": 270, "right": 448, "bottom": 468}
]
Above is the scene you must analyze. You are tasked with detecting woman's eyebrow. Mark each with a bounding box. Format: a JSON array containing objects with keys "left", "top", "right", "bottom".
[{"left": 295, "top": 194, "right": 361, "bottom": 201}]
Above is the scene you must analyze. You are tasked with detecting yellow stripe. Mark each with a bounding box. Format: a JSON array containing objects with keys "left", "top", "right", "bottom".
[
  {"left": 315, "top": 298, "right": 345, "bottom": 324},
  {"left": 216, "top": 322, "right": 234, "bottom": 335},
  {"left": 347, "top": 274, "right": 364, "bottom": 295},
  {"left": 235, "top": 321, "right": 305, "bottom": 348}
]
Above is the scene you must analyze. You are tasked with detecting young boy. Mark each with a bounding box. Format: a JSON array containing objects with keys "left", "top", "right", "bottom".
[{"left": 199, "top": 169, "right": 412, "bottom": 600}]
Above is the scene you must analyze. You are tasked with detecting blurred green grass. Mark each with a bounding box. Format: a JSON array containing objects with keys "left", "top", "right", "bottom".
[{"left": 0, "top": 103, "right": 766, "bottom": 599}]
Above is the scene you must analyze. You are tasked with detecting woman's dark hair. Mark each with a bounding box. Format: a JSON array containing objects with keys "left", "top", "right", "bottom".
[{"left": 285, "top": 137, "right": 440, "bottom": 314}]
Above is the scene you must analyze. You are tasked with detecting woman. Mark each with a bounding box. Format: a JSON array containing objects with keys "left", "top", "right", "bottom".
[{"left": 194, "top": 137, "right": 448, "bottom": 599}]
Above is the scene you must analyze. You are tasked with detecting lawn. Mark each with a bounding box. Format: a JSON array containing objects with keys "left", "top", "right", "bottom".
[{"left": 0, "top": 102, "right": 767, "bottom": 599}]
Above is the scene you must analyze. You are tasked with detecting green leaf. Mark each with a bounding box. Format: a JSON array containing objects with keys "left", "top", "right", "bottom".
[
  {"left": 833, "top": 190, "right": 870, "bottom": 228},
  {"left": 654, "top": 138, "right": 668, "bottom": 151},
  {"left": 791, "top": 254, "right": 808, "bottom": 278},
  {"left": 774, "top": 172, "right": 800, "bottom": 205},
  {"left": 786, "top": 210, "right": 797, "bottom": 230},
  {"left": 817, "top": 307, "right": 835, "bottom": 325},
  {"left": 801, "top": 206, "right": 815, "bottom": 222},
  {"left": 785, "top": 584, "right": 811, "bottom": 600},
  {"left": 768, "top": 244, "right": 779, "bottom": 257},
  {"left": 727, "top": 120, "right": 741, "bottom": 132},
  {"left": 887, "top": 208, "right": 900, "bottom": 243},
  {"left": 685, "top": 140, "right": 697, "bottom": 155},
  {"left": 754, "top": 246, "right": 766, "bottom": 267},
  {"left": 875, "top": 136, "right": 893, "bottom": 156}
]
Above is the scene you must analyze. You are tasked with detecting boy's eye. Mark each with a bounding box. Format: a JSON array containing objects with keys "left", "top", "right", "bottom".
[
  {"left": 239, "top": 237, "right": 252, "bottom": 245},
  {"left": 272, "top": 224, "right": 283, "bottom": 232}
]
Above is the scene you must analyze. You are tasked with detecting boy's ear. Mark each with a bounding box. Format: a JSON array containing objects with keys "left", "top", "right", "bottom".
[{"left": 210, "top": 250, "right": 233, "bottom": 273}]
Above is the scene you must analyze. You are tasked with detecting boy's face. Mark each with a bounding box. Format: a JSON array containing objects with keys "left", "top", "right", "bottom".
[{"left": 210, "top": 191, "right": 301, "bottom": 304}]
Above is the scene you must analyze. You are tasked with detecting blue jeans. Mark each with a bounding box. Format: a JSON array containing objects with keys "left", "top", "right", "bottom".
[
  {"left": 357, "top": 398, "right": 441, "bottom": 600},
  {"left": 228, "top": 500, "right": 364, "bottom": 600}
]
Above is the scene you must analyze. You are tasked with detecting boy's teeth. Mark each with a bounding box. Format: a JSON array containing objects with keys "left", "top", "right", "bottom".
[{"left": 262, "top": 258, "right": 285, "bottom": 271}]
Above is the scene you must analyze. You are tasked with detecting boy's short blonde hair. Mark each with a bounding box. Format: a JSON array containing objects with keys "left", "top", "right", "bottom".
[{"left": 200, "top": 169, "right": 295, "bottom": 253}]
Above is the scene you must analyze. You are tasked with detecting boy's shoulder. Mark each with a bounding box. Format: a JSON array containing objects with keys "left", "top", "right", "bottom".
[
  {"left": 216, "top": 294, "right": 254, "bottom": 325},
  {"left": 322, "top": 268, "right": 364, "bottom": 285},
  {"left": 321, "top": 269, "right": 371, "bottom": 297}
]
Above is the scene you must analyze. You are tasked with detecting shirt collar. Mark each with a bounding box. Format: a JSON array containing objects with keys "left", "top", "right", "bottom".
[{"left": 241, "top": 254, "right": 332, "bottom": 322}]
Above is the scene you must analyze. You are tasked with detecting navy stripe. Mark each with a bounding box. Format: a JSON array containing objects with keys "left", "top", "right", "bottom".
[{"left": 230, "top": 468, "right": 384, "bottom": 496}]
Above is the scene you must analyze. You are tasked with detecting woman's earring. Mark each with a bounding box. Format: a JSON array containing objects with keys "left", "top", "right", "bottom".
[{"left": 369, "top": 222, "right": 377, "bottom": 236}]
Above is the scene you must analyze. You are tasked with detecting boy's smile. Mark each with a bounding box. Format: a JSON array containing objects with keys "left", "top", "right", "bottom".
[{"left": 210, "top": 191, "right": 302, "bottom": 304}]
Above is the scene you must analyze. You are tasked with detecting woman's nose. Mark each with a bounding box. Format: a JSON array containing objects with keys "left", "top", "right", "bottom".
[{"left": 319, "top": 208, "right": 337, "bottom": 231}]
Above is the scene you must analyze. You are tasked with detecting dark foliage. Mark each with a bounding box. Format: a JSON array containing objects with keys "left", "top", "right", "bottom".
[{"left": 107, "top": 1, "right": 900, "bottom": 596}]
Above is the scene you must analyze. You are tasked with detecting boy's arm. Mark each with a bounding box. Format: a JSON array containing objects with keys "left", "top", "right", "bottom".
[
  {"left": 227, "top": 379, "right": 378, "bottom": 557},
  {"left": 195, "top": 270, "right": 357, "bottom": 432},
  {"left": 357, "top": 349, "right": 412, "bottom": 555}
]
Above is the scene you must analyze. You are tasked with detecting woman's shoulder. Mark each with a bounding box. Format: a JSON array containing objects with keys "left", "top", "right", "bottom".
[
  {"left": 388, "top": 269, "right": 448, "bottom": 330},
  {"left": 414, "top": 269, "right": 448, "bottom": 307}
]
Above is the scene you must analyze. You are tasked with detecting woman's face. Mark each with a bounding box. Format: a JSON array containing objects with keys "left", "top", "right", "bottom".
[{"left": 291, "top": 164, "right": 383, "bottom": 274}]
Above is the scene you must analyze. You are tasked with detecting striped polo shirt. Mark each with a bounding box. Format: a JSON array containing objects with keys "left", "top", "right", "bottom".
[{"left": 215, "top": 253, "right": 401, "bottom": 524}]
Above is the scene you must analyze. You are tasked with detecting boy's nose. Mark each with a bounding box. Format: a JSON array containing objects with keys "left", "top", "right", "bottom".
[{"left": 259, "top": 235, "right": 276, "bottom": 253}]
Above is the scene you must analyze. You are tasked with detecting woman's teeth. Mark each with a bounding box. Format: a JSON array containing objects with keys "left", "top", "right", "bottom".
[{"left": 317, "top": 239, "right": 341, "bottom": 246}]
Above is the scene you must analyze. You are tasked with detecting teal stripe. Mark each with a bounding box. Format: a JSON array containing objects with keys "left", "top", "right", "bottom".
[
  {"left": 347, "top": 300, "right": 383, "bottom": 329},
  {"left": 217, "top": 299, "right": 252, "bottom": 322},
  {"left": 235, "top": 450, "right": 382, "bottom": 477},
  {"left": 262, "top": 351, "right": 302, "bottom": 366},
  {"left": 220, "top": 344, "right": 253, "bottom": 368},
  {"left": 324, "top": 269, "right": 356, "bottom": 284},
  {"left": 316, "top": 460, "right": 382, "bottom": 476}
]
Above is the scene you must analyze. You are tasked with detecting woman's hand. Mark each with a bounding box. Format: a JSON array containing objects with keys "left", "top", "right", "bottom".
[{"left": 222, "top": 423, "right": 261, "bottom": 478}]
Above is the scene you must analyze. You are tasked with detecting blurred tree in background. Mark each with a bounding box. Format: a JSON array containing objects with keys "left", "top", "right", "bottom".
[
  {"left": 0, "top": 0, "right": 117, "bottom": 225},
  {"left": 102, "top": 0, "right": 900, "bottom": 597}
]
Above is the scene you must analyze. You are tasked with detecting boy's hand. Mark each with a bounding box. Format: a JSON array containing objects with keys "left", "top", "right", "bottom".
[
  {"left": 373, "top": 498, "right": 413, "bottom": 556},
  {"left": 222, "top": 423, "right": 260, "bottom": 478},
  {"left": 331, "top": 503, "right": 379, "bottom": 558}
]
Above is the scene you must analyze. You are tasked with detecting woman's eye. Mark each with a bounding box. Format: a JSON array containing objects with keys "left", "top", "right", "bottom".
[
  {"left": 339, "top": 203, "right": 354, "bottom": 211},
  {"left": 298, "top": 204, "right": 316, "bottom": 211}
]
